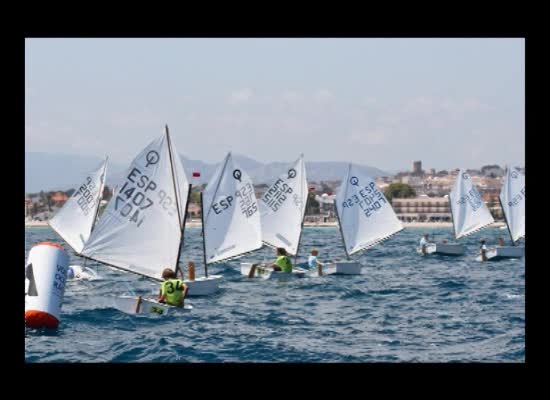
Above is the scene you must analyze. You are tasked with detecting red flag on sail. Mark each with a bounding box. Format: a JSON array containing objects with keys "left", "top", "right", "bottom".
[{"left": 192, "top": 172, "right": 201, "bottom": 177}]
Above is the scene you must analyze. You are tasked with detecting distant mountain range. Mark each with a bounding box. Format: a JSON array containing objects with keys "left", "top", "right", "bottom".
[{"left": 25, "top": 152, "right": 389, "bottom": 193}]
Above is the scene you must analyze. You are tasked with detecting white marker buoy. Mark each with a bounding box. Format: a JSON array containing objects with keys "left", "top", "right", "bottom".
[{"left": 25, "top": 242, "right": 69, "bottom": 329}]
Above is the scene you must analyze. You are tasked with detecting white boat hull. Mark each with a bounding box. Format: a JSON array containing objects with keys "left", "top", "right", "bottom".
[
  {"left": 240, "top": 262, "right": 306, "bottom": 280},
  {"left": 183, "top": 275, "right": 222, "bottom": 296},
  {"left": 424, "top": 243, "right": 466, "bottom": 256},
  {"left": 113, "top": 295, "right": 192, "bottom": 315},
  {"left": 69, "top": 265, "right": 101, "bottom": 281},
  {"left": 318, "top": 262, "right": 362, "bottom": 275},
  {"left": 477, "top": 246, "right": 525, "bottom": 262}
]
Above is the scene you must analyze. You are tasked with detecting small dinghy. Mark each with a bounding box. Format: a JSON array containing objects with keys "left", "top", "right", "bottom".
[
  {"left": 422, "top": 243, "right": 466, "bottom": 256},
  {"left": 201, "top": 152, "right": 263, "bottom": 282},
  {"left": 321, "top": 164, "right": 403, "bottom": 275},
  {"left": 477, "top": 166, "right": 525, "bottom": 262},
  {"left": 78, "top": 126, "right": 195, "bottom": 314},
  {"left": 113, "top": 295, "right": 192, "bottom": 315},
  {"left": 49, "top": 157, "right": 108, "bottom": 255},
  {"left": 317, "top": 261, "right": 362, "bottom": 275},
  {"left": 476, "top": 246, "right": 525, "bottom": 262},
  {"left": 240, "top": 262, "right": 307, "bottom": 280},
  {"left": 422, "top": 169, "right": 494, "bottom": 256},
  {"left": 240, "top": 155, "right": 308, "bottom": 279}
]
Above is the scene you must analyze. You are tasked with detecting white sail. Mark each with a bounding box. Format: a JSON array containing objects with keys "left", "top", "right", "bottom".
[
  {"left": 259, "top": 155, "right": 308, "bottom": 255},
  {"left": 81, "top": 132, "right": 189, "bottom": 280},
  {"left": 500, "top": 167, "right": 525, "bottom": 243},
  {"left": 167, "top": 132, "right": 191, "bottom": 229},
  {"left": 202, "top": 153, "right": 262, "bottom": 264},
  {"left": 450, "top": 169, "right": 495, "bottom": 239},
  {"left": 49, "top": 158, "right": 108, "bottom": 254},
  {"left": 335, "top": 164, "right": 403, "bottom": 256}
]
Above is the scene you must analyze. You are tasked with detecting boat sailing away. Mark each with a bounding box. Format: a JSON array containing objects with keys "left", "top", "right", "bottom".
[
  {"left": 202, "top": 152, "right": 263, "bottom": 278},
  {"left": 79, "top": 126, "right": 193, "bottom": 314},
  {"left": 48, "top": 157, "right": 108, "bottom": 280},
  {"left": 476, "top": 166, "right": 525, "bottom": 261},
  {"left": 424, "top": 169, "right": 494, "bottom": 256},
  {"left": 240, "top": 155, "right": 309, "bottom": 279},
  {"left": 324, "top": 163, "right": 403, "bottom": 275}
]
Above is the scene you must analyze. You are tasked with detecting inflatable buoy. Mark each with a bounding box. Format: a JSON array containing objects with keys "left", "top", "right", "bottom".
[{"left": 25, "top": 242, "right": 69, "bottom": 329}]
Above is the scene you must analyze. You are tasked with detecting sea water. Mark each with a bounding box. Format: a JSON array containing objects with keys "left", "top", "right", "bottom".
[{"left": 25, "top": 226, "right": 525, "bottom": 362}]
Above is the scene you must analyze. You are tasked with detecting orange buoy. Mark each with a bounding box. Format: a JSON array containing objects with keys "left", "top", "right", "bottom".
[{"left": 25, "top": 242, "right": 69, "bottom": 329}]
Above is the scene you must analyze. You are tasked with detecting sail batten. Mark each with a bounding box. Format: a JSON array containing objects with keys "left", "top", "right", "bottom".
[
  {"left": 80, "top": 132, "right": 190, "bottom": 279},
  {"left": 499, "top": 167, "right": 525, "bottom": 243},
  {"left": 259, "top": 155, "right": 308, "bottom": 256},
  {"left": 202, "top": 153, "right": 262, "bottom": 264},
  {"left": 49, "top": 158, "right": 108, "bottom": 254},
  {"left": 450, "top": 169, "right": 495, "bottom": 239},
  {"left": 335, "top": 164, "right": 402, "bottom": 256}
]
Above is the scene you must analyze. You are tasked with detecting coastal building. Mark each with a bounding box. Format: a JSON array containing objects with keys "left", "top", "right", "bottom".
[
  {"left": 412, "top": 160, "right": 423, "bottom": 176},
  {"left": 50, "top": 192, "right": 69, "bottom": 206},
  {"left": 392, "top": 196, "right": 452, "bottom": 222}
]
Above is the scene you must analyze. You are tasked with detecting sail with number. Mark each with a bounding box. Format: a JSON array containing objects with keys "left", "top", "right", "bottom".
[
  {"left": 49, "top": 158, "right": 108, "bottom": 254},
  {"left": 335, "top": 164, "right": 403, "bottom": 256},
  {"left": 81, "top": 130, "right": 190, "bottom": 280},
  {"left": 499, "top": 167, "right": 525, "bottom": 243},
  {"left": 259, "top": 155, "right": 308, "bottom": 255},
  {"left": 202, "top": 152, "right": 262, "bottom": 264},
  {"left": 449, "top": 169, "right": 494, "bottom": 239}
]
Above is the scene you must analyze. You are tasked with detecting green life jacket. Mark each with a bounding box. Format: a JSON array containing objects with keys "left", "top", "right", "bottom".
[
  {"left": 275, "top": 255, "right": 293, "bottom": 273},
  {"left": 161, "top": 279, "right": 185, "bottom": 306}
]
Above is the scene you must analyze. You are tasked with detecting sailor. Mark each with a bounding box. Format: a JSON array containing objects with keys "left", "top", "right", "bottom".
[
  {"left": 420, "top": 234, "right": 430, "bottom": 255},
  {"left": 308, "top": 249, "right": 324, "bottom": 275},
  {"left": 497, "top": 237, "right": 506, "bottom": 246},
  {"left": 480, "top": 240, "right": 488, "bottom": 262},
  {"left": 158, "top": 268, "right": 188, "bottom": 307},
  {"left": 66, "top": 266, "right": 75, "bottom": 280},
  {"left": 248, "top": 247, "right": 293, "bottom": 278}
]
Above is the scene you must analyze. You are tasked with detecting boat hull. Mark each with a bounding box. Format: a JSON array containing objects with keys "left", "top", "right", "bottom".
[
  {"left": 319, "top": 262, "right": 362, "bottom": 275},
  {"left": 424, "top": 243, "right": 466, "bottom": 256},
  {"left": 183, "top": 275, "right": 222, "bottom": 296},
  {"left": 69, "top": 265, "right": 101, "bottom": 281},
  {"left": 477, "top": 246, "right": 525, "bottom": 261},
  {"left": 240, "top": 262, "right": 306, "bottom": 280},
  {"left": 113, "top": 295, "right": 192, "bottom": 315}
]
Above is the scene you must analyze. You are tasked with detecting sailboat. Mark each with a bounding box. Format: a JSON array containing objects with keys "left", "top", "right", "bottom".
[
  {"left": 325, "top": 163, "right": 403, "bottom": 275},
  {"left": 78, "top": 126, "right": 193, "bottom": 314},
  {"left": 49, "top": 157, "right": 108, "bottom": 280},
  {"left": 201, "top": 152, "right": 263, "bottom": 278},
  {"left": 425, "top": 169, "right": 494, "bottom": 256},
  {"left": 478, "top": 167, "right": 525, "bottom": 261},
  {"left": 240, "top": 155, "right": 309, "bottom": 279}
]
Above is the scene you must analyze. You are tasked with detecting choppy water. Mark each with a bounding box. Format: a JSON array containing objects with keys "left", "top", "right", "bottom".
[{"left": 25, "top": 226, "right": 524, "bottom": 362}]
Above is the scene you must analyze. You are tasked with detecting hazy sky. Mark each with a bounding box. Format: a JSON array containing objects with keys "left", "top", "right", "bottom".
[{"left": 25, "top": 38, "right": 525, "bottom": 171}]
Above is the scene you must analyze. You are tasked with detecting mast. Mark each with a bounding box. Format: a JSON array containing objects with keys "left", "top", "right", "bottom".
[
  {"left": 447, "top": 191, "right": 457, "bottom": 240},
  {"left": 91, "top": 156, "right": 108, "bottom": 233},
  {"left": 174, "top": 183, "right": 193, "bottom": 276},
  {"left": 334, "top": 197, "right": 350, "bottom": 260},
  {"left": 200, "top": 191, "right": 208, "bottom": 277},
  {"left": 499, "top": 167, "right": 515, "bottom": 246},
  {"left": 335, "top": 163, "right": 352, "bottom": 260},
  {"left": 293, "top": 155, "right": 307, "bottom": 266},
  {"left": 165, "top": 125, "right": 184, "bottom": 275}
]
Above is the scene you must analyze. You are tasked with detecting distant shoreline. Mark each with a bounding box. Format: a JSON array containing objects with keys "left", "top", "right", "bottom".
[{"left": 25, "top": 220, "right": 507, "bottom": 229}]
